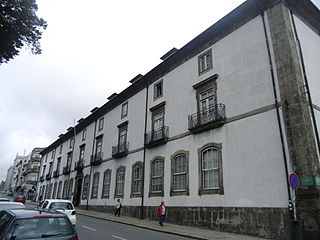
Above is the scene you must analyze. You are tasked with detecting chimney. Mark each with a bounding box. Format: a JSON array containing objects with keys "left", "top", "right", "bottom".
[
  {"left": 129, "top": 74, "right": 144, "bottom": 84},
  {"left": 160, "top": 47, "right": 178, "bottom": 61},
  {"left": 90, "top": 107, "right": 99, "bottom": 113},
  {"left": 107, "top": 93, "right": 118, "bottom": 101}
]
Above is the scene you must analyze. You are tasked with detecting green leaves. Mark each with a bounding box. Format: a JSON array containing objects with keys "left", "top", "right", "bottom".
[{"left": 0, "top": 0, "right": 47, "bottom": 64}]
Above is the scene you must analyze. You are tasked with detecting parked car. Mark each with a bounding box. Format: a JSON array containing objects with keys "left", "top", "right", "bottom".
[
  {"left": 39, "top": 199, "right": 76, "bottom": 225},
  {"left": 13, "top": 195, "right": 26, "bottom": 204},
  {"left": 0, "top": 209, "right": 79, "bottom": 240},
  {"left": 0, "top": 202, "right": 26, "bottom": 211},
  {"left": 0, "top": 198, "right": 10, "bottom": 202}
]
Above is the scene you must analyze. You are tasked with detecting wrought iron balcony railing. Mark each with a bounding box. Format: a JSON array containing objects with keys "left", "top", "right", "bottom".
[
  {"left": 39, "top": 176, "right": 44, "bottom": 182},
  {"left": 45, "top": 173, "right": 51, "bottom": 180},
  {"left": 52, "top": 170, "right": 59, "bottom": 178},
  {"left": 112, "top": 142, "right": 129, "bottom": 158},
  {"left": 75, "top": 159, "right": 84, "bottom": 170},
  {"left": 144, "top": 126, "right": 169, "bottom": 148},
  {"left": 90, "top": 152, "right": 103, "bottom": 165},
  {"left": 63, "top": 165, "right": 71, "bottom": 175},
  {"left": 188, "top": 104, "right": 226, "bottom": 133}
]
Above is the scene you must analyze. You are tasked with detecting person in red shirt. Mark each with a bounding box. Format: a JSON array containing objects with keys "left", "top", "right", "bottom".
[{"left": 156, "top": 201, "right": 166, "bottom": 226}]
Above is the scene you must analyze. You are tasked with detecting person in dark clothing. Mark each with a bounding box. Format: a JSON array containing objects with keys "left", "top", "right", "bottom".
[{"left": 115, "top": 199, "right": 122, "bottom": 217}]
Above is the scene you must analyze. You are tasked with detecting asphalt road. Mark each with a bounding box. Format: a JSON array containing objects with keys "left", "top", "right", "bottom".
[{"left": 76, "top": 214, "right": 189, "bottom": 240}]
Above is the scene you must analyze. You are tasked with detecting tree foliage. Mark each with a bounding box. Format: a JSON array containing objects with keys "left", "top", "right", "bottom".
[{"left": 0, "top": 0, "right": 47, "bottom": 64}]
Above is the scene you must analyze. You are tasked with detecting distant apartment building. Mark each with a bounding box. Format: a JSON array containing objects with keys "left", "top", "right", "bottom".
[
  {"left": 4, "top": 165, "right": 14, "bottom": 191},
  {"left": 11, "top": 155, "right": 28, "bottom": 193},
  {"left": 22, "top": 148, "right": 44, "bottom": 197},
  {"left": 37, "top": 0, "right": 320, "bottom": 239}
]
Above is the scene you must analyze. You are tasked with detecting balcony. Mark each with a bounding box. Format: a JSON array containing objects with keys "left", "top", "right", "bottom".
[
  {"left": 90, "top": 152, "right": 103, "bottom": 165},
  {"left": 63, "top": 165, "right": 71, "bottom": 175},
  {"left": 39, "top": 176, "right": 44, "bottom": 182},
  {"left": 45, "top": 173, "right": 51, "bottom": 180},
  {"left": 52, "top": 170, "right": 59, "bottom": 178},
  {"left": 144, "top": 126, "right": 169, "bottom": 148},
  {"left": 26, "top": 180, "right": 37, "bottom": 185},
  {"left": 112, "top": 142, "right": 129, "bottom": 158},
  {"left": 75, "top": 159, "right": 84, "bottom": 170},
  {"left": 188, "top": 104, "right": 226, "bottom": 133}
]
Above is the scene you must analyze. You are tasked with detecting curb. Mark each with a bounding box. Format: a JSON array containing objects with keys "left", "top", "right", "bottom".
[{"left": 77, "top": 212, "right": 211, "bottom": 240}]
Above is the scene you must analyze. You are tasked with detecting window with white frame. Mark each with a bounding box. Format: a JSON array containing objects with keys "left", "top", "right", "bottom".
[
  {"left": 91, "top": 173, "right": 100, "bottom": 199},
  {"left": 121, "top": 102, "right": 128, "bottom": 118},
  {"left": 115, "top": 167, "right": 125, "bottom": 197},
  {"left": 59, "top": 144, "right": 63, "bottom": 154},
  {"left": 51, "top": 150, "right": 55, "bottom": 159},
  {"left": 102, "top": 170, "right": 111, "bottom": 198},
  {"left": 82, "top": 175, "right": 90, "bottom": 199},
  {"left": 150, "top": 158, "right": 164, "bottom": 196},
  {"left": 154, "top": 80, "right": 163, "bottom": 100},
  {"left": 198, "top": 49, "right": 212, "bottom": 75},
  {"left": 69, "top": 138, "right": 74, "bottom": 149},
  {"left": 172, "top": 153, "right": 188, "bottom": 192},
  {"left": 79, "top": 145, "right": 85, "bottom": 161},
  {"left": 198, "top": 143, "right": 223, "bottom": 195},
  {"left": 62, "top": 180, "right": 68, "bottom": 199},
  {"left": 52, "top": 182, "right": 57, "bottom": 199},
  {"left": 132, "top": 162, "right": 142, "bottom": 195},
  {"left": 57, "top": 181, "right": 62, "bottom": 199},
  {"left": 98, "top": 117, "right": 104, "bottom": 131},
  {"left": 68, "top": 178, "right": 74, "bottom": 199},
  {"left": 82, "top": 129, "right": 87, "bottom": 141}
]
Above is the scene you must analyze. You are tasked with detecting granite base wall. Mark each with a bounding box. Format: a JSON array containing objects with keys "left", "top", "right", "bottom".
[{"left": 79, "top": 205, "right": 290, "bottom": 239}]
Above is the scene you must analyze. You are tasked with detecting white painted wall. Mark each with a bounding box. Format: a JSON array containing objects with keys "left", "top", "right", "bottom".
[{"left": 38, "top": 15, "right": 290, "bottom": 209}]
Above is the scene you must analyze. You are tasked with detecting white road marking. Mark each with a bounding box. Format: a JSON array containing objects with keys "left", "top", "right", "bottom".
[
  {"left": 112, "top": 235, "right": 127, "bottom": 240},
  {"left": 81, "top": 226, "right": 96, "bottom": 231}
]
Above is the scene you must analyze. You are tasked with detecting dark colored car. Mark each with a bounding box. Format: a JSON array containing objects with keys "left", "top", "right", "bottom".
[
  {"left": 13, "top": 195, "right": 26, "bottom": 204},
  {"left": 0, "top": 209, "right": 79, "bottom": 240}
]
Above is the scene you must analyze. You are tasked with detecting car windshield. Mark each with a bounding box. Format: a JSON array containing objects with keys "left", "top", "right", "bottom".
[
  {"left": 0, "top": 203, "right": 25, "bottom": 211},
  {"left": 7, "top": 217, "right": 74, "bottom": 239},
  {"left": 49, "top": 202, "right": 74, "bottom": 210}
]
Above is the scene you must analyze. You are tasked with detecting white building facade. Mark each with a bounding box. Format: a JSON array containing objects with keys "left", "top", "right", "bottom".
[{"left": 37, "top": 1, "right": 320, "bottom": 239}]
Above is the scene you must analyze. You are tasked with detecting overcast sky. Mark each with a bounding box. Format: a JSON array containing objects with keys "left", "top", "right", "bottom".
[{"left": 1, "top": 0, "right": 319, "bottom": 182}]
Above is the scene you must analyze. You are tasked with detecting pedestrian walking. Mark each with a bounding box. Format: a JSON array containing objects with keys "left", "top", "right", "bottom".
[
  {"left": 115, "top": 199, "right": 122, "bottom": 217},
  {"left": 156, "top": 201, "right": 166, "bottom": 226}
]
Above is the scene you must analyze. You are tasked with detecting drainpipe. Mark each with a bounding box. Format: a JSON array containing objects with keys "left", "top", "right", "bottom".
[
  {"left": 289, "top": 9, "right": 320, "bottom": 158},
  {"left": 140, "top": 84, "right": 149, "bottom": 219},
  {"left": 68, "top": 119, "right": 77, "bottom": 201},
  {"left": 261, "top": 12, "right": 295, "bottom": 221},
  {"left": 86, "top": 120, "right": 97, "bottom": 210}
]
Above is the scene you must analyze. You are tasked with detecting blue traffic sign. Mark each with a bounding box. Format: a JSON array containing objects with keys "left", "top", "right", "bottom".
[{"left": 289, "top": 173, "right": 299, "bottom": 189}]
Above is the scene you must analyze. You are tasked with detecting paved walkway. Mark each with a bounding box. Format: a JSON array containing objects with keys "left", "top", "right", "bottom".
[{"left": 76, "top": 208, "right": 267, "bottom": 240}]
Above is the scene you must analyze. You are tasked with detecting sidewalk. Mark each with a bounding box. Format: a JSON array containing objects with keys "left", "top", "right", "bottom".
[{"left": 76, "top": 208, "right": 267, "bottom": 240}]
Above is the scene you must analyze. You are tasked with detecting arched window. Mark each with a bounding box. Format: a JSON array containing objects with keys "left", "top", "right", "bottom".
[
  {"left": 150, "top": 157, "right": 164, "bottom": 197},
  {"left": 48, "top": 183, "right": 53, "bottom": 199},
  {"left": 52, "top": 182, "right": 57, "bottom": 199},
  {"left": 198, "top": 143, "right": 223, "bottom": 195},
  {"left": 115, "top": 167, "right": 125, "bottom": 197},
  {"left": 82, "top": 175, "right": 90, "bottom": 199},
  {"left": 171, "top": 151, "right": 189, "bottom": 196},
  {"left": 68, "top": 178, "right": 74, "bottom": 199},
  {"left": 91, "top": 172, "right": 100, "bottom": 199},
  {"left": 132, "top": 162, "right": 142, "bottom": 195},
  {"left": 102, "top": 170, "right": 111, "bottom": 199},
  {"left": 62, "top": 180, "right": 68, "bottom": 199},
  {"left": 57, "top": 181, "right": 62, "bottom": 199}
]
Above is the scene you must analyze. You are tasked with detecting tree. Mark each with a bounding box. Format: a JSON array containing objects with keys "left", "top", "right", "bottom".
[{"left": 0, "top": 0, "right": 47, "bottom": 64}]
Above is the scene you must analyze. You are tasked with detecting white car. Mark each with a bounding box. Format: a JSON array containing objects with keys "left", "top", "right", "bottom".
[{"left": 39, "top": 199, "right": 76, "bottom": 225}]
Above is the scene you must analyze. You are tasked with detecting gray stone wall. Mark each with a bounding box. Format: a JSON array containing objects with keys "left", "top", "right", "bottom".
[
  {"left": 80, "top": 204, "right": 290, "bottom": 240},
  {"left": 267, "top": 2, "right": 320, "bottom": 239}
]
